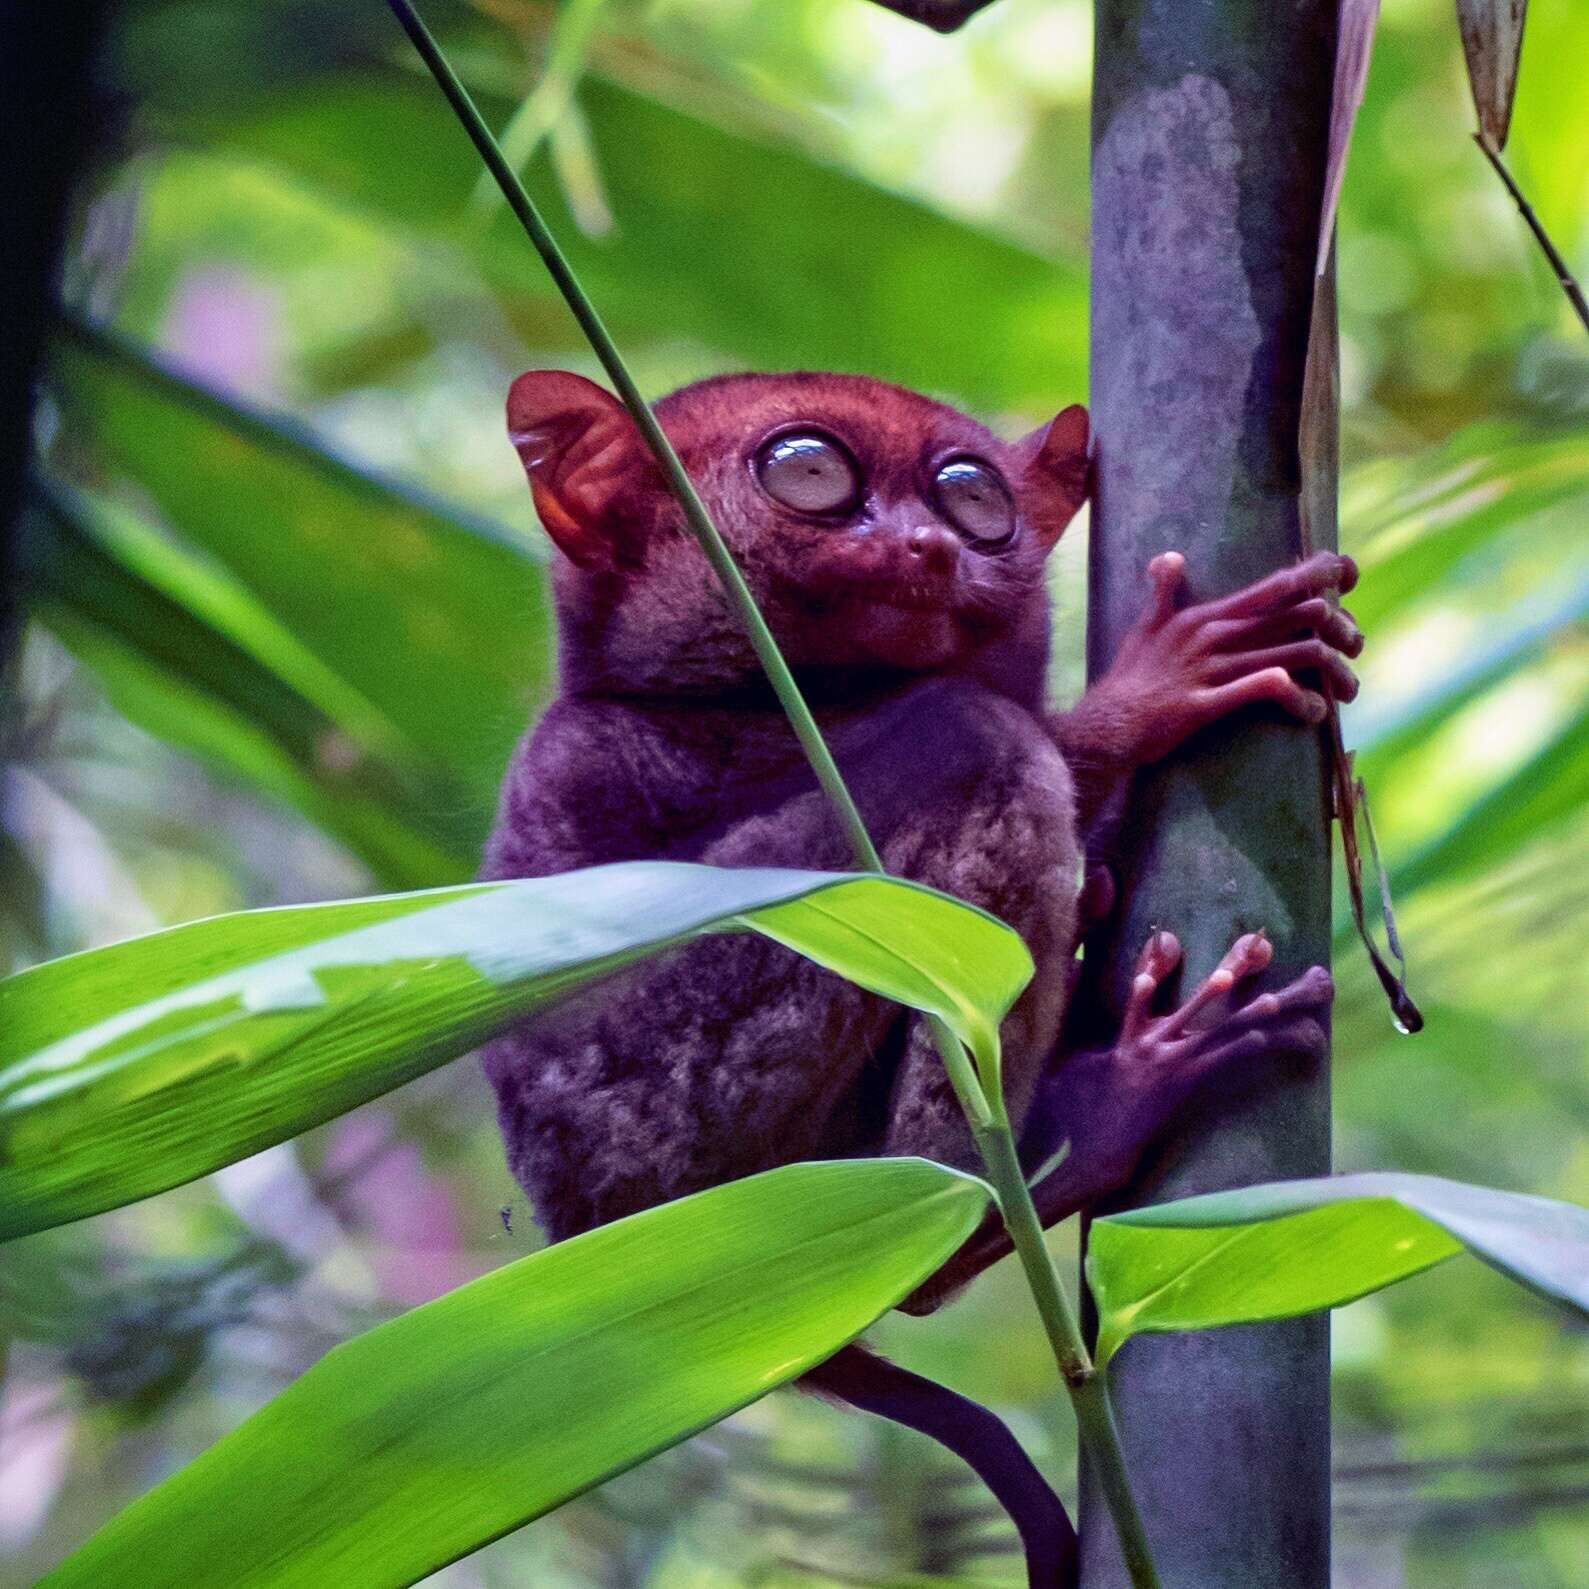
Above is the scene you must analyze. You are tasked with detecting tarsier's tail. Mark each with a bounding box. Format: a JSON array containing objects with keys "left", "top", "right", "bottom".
[{"left": 801, "top": 1342, "right": 1079, "bottom": 1588}]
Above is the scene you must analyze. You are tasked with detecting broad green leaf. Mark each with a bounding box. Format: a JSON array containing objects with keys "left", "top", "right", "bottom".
[
  {"left": 1388, "top": 697, "right": 1589, "bottom": 897},
  {"left": 747, "top": 881, "right": 1028, "bottom": 1085},
  {"left": 1088, "top": 1172, "right": 1589, "bottom": 1365},
  {"left": 39, "top": 1157, "right": 992, "bottom": 1589},
  {"left": 0, "top": 864, "right": 1029, "bottom": 1240},
  {"left": 1348, "top": 568, "right": 1589, "bottom": 769},
  {"left": 21, "top": 486, "right": 466, "bottom": 887},
  {"left": 1343, "top": 425, "right": 1589, "bottom": 631},
  {"left": 50, "top": 316, "right": 551, "bottom": 853},
  {"left": 136, "top": 53, "right": 1087, "bottom": 410}
]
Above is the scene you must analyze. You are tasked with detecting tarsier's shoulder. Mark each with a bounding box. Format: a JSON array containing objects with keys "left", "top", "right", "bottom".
[{"left": 484, "top": 698, "right": 667, "bottom": 878}]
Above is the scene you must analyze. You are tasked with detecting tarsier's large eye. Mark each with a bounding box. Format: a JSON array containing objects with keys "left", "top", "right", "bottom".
[
  {"left": 933, "top": 457, "right": 1015, "bottom": 547},
  {"left": 756, "top": 432, "right": 861, "bottom": 515}
]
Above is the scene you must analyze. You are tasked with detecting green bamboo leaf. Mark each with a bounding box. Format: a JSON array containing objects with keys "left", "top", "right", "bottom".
[
  {"left": 21, "top": 485, "right": 467, "bottom": 887},
  {"left": 1343, "top": 425, "right": 1589, "bottom": 630},
  {"left": 39, "top": 1157, "right": 992, "bottom": 1589},
  {"left": 1088, "top": 1172, "right": 1589, "bottom": 1365},
  {"left": 472, "top": 0, "right": 608, "bottom": 212},
  {"left": 132, "top": 53, "right": 1087, "bottom": 409},
  {"left": 50, "top": 317, "right": 551, "bottom": 850},
  {"left": 749, "top": 883, "right": 1028, "bottom": 1083},
  {"left": 0, "top": 863, "right": 1029, "bottom": 1240},
  {"left": 1387, "top": 697, "right": 1589, "bottom": 898},
  {"left": 1348, "top": 568, "right": 1589, "bottom": 769}
]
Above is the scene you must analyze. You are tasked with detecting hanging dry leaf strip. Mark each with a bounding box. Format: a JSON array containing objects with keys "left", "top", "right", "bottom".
[{"left": 1456, "top": 0, "right": 1528, "bottom": 152}]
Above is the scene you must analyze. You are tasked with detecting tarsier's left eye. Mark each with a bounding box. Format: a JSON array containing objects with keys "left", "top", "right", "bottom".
[
  {"left": 933, "top": 457, "right": 1015, "bottom": 547},
  {"left": 756, "top": 432, "right": 861, "bottom": 515}
]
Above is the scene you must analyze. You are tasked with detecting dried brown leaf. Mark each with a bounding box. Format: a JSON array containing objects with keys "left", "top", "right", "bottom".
[
  {"left": 1457, "top": 0, "right": 1528, "bottom": 151},
  {"left": 1318, "top": 0, "right": 1382, "bottom": 275}
]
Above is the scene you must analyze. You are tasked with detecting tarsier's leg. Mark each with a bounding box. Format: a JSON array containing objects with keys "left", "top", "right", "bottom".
[{"left": 900, "top": 930, "right": 1332, "bottom": 1314}]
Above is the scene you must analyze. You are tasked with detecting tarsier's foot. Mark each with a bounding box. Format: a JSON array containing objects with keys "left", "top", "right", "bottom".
[
  {"left": 1085, "top": 550, "right": 1363, "bottom": 767},
  {"left": 1117, "top": 927, "right": 1331, "bottom": 1098},
  {"left": 1049, "top": 928, "right": 1333, "bottom": 1201},
  {"left": 899, "top": 930, "right": 1331, "bottom": 1316}
]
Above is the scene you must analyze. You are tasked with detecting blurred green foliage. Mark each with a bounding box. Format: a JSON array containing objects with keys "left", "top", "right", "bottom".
[{"left": 4, "top": 0, "right": 1589, "bottom": 1583}]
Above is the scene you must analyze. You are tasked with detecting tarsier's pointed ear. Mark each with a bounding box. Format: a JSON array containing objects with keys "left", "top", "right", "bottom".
[
  {"left": 507, "top": 371, "right": 651, "bottom": 566},
  {"left": 1016, "top": 403, "right": 1091, "bottom": 546}
]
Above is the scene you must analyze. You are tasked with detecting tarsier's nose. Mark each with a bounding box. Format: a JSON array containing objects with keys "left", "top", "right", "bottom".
[{"left": 906, "top": 524, "right": 961, "bottom": 577}]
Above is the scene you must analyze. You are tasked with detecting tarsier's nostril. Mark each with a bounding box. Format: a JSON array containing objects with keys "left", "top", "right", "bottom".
[{"left": 908, "top": 525, "right": 960, "bottom": 575}]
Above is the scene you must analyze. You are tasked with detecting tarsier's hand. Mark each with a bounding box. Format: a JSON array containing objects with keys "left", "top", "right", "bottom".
[
  {"left": 1056, "top": 929, "right": 1333, "bottom": 1196},
  {"left": 1067, "top": 550, "right": 1362, "bottom": 772}
]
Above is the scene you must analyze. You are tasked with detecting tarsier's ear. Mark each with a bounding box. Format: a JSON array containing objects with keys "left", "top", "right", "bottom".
[
  {"left": 1015, "top": 403, "right": 1091, "bottom": 547},
  {"left": 507, "top": 371, "right": 652, "bottom": 566}
]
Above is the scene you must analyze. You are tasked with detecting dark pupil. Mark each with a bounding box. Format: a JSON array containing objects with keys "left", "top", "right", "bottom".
[
  {"left": 938, "top": 460, "right": 1012, "bottom": 542},
  {"left": 760, "top": 435, "right": 856, "bottom": 513}
]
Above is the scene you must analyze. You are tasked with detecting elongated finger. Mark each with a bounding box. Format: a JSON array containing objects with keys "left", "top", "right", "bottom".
[
  {"left": 1328, "top": 605, "right": 1364, "bottom": 657},
  {"left": 1181, "top": 1015, "right": 1329, "bottom": 1077},
  {"left": 1136, "top": 552, "right": 1186, "bottom": 631},
  {"left": 1205, "top": 639, "right": 1359, "bottom": 701},
  {"left": 1121, "top": 929, "right": 1182, "bottom": 1042},
  {"left": 1196, "top": 598, "right": 1364, "bottom": 659},
  {"left": 1220, "top": 965, "right": 1336, "bottom": 1030},
  {"left": 1198, "top": 553, "right": 1357, "bottom": 623},
  {"left": 1160, "top": 931, "right": 1272, "bottom": 1037},
  {"left": 1190, "top": 667, "right": 1329, "bottom": 728}
]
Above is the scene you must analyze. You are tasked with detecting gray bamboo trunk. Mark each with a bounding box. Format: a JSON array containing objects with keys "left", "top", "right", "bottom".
[{"left": 1079, "top": 2, "right": 1339, "bottom": 1584}]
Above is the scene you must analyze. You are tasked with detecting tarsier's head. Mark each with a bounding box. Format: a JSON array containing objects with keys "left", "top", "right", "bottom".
[{"left": 508, "top": 370, "right": 1089, "bottom": 697}]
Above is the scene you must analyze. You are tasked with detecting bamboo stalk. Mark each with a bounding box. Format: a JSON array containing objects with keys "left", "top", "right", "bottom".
[{"left": 1079, "top": 2, "right": 1338, "bottom": 1583}]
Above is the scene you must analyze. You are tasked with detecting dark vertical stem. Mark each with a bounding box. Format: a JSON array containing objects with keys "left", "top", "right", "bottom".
[
  {"left": 0, "top": 0, "right": 115, "bottom": 699},
  {"left": 1473, "top": 134, "right": 1589, "bottom": 337},
  {"left": 1080, "top": 3, "right": 1338, "bottom": 1585}
]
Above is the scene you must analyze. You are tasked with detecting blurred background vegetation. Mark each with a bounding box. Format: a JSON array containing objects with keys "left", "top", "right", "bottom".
[{"left": 3, "top": 0, "right": 1588, "bottom": 1583}]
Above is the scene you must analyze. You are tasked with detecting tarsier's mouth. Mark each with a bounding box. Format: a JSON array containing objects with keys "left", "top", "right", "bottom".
[{"left": 807, "top": 578, "right": 964, "bottom": 616}]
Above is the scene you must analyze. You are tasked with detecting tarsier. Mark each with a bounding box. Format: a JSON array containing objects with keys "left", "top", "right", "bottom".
[{"left": 482, "top": 370, "right": 1358, "bottom": 1585}]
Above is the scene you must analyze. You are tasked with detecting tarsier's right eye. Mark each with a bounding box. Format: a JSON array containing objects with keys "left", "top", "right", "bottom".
[{"left": 755, "top": 432, "right": 861, "bottom": 515}]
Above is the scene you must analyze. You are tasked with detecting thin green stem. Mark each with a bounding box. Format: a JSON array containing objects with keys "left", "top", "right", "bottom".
[
  {"left": 975, "top": 1121, "right": 1161, "bottom": 1587},
  {"left": 927, "top": 1014, "right": 995, "bottom": 1132},
  {"left": 384, "top": 0, "right": 880, "bottom": 874},
  {"left": 384, "top": 5, "right": 1156, "bottom": 1581}
]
